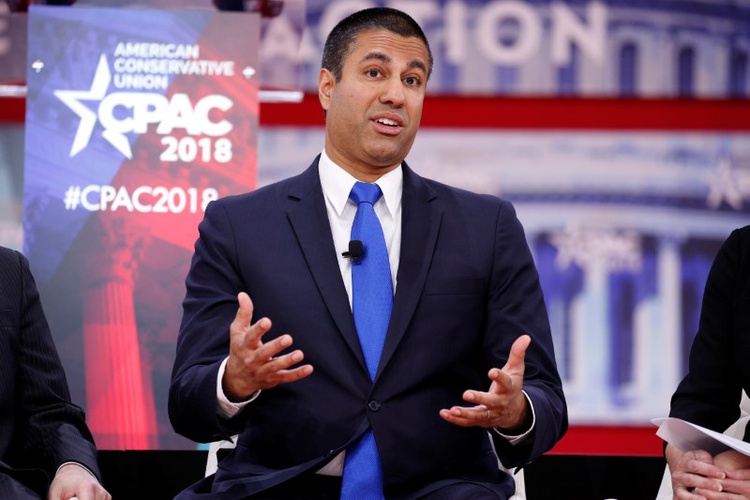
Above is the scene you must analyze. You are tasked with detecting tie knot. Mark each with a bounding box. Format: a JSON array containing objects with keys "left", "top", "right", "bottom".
[{"left": 349, "top": 181, "right": 383, "bottom": 206}]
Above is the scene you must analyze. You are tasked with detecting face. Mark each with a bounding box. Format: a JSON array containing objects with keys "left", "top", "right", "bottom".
[{"left": 319, "top": 29, "right": 430, "bottom": 181}]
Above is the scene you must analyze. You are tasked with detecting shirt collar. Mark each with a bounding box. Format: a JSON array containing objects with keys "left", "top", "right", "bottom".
[{"left": 319, "top": 149, "right": 403, "bottom": 217}]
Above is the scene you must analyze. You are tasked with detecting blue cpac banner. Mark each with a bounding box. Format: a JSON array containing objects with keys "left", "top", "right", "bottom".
[
  {"left": 262, "top": 0, "right": 750, "bottom": 98},
  {"left": 24, "top": 5, "right": 260, "bottom": 449}
]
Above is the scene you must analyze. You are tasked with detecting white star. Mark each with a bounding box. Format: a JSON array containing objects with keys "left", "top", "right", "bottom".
[
  {"left": 242, "top": 65, "right": 256, "bottom": 79},
  {"left": 549, "top": 228, "right": 583, "bottom": 270},
  {"left": 54, "top": 54, "right": 111, "bottom": 157},
  {"left": 706, "top": 158, "right": 744, "bottom": 210}
]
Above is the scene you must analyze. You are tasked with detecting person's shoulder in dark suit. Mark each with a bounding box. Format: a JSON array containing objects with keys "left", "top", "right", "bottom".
[{"left": 0, "top": 246, "right": 111, "bottom": 500}]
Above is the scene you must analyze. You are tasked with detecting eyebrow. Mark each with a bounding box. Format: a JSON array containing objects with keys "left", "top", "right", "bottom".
[{"left": 360, "top": 51, "right": 428, "bottom": 75}]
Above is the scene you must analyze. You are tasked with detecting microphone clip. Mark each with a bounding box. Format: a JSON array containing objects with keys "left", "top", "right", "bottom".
[{"left": 342, "top": 240, "right": 364, "bottom": 263}]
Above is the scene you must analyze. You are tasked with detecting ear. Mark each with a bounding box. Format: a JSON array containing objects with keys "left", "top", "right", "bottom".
[{"left": 318, "top": 68, "right": 334, "bottom": 112}]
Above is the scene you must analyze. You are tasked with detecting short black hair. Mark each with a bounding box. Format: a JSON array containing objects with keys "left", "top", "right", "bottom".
[{"left": 321, "top": 7, "right": 433, "bottom": 81}]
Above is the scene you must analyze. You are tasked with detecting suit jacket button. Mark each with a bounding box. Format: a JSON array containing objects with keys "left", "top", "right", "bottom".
[{"left": 368, "top": 400, "right": 381, "bottom": 412}]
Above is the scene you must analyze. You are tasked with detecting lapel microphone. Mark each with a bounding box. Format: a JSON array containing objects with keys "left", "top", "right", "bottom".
[{"left": 342, "top": 240, "right": 364, "bottom": 263}]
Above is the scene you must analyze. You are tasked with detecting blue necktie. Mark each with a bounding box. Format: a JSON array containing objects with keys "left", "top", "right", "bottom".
[{"left": 340, "top": 181, "right": 393, "bottom": 500}]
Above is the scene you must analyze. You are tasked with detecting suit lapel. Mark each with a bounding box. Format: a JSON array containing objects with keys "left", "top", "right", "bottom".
[
  {"left": 286, "top": 160, "right": 443, "bottom": 380},
  {"left": 376, "top": 164, "right": 442, "bottom": 380},
  {"left": 285, "top": 160, "right": 367, "bottom": 370}
]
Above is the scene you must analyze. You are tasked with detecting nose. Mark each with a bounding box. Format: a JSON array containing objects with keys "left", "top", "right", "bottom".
[{"left": 379, "top": 76, "right": 405, "bottom": 107}]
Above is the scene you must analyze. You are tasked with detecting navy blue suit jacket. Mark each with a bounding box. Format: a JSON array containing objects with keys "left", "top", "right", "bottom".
[
  {"left": 169, "top": 159, "right": 567, "bottom": 499},
  {"left": 0, "top": 247, "right": 101, "bottom": 499}
]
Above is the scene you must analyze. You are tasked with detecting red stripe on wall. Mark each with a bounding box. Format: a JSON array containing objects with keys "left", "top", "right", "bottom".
[
  {"left": 0, "top": 97, "right": 25, "bottom": 123},
  {"left": 258, "top": 93, "right": 750, "bottom": 131},
  {"left": 3, "top": 94, "right": 750, "bottom": 130},
  {"left": 548, "top": 425, "right": 665, "bottom": 457}
]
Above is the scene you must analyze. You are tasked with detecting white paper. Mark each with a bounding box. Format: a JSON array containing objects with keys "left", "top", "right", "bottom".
[{"left": 652, "top": 417, "right": 750, "bottom": 457}]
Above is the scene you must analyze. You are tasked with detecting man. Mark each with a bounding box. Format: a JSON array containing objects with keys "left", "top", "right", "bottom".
[
  {"left": 0, "top": 246, "right": 111, "bottom": 500},
  {"left": 665, "top": 225, "right": 750, "bottom": 499},
  {"left": 169, "top": 7, "right": 567, "bottom": 499}
]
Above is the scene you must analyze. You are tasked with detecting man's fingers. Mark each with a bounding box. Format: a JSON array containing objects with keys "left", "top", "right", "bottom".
[
  {"left": 249, "top": 342, "right": 314, "bottom": 390},
  {"left": 489, "top": 334, "right": 531, "bottom": 389},
  {"left": 726, "top": 468, "right": 750, "bottom": 480},
  {"left": 689, "top": 449, "right": 717, "bottom": 464},
  {"left": 279, "top": 364, "right": 315, "bottom": 384},
  {"left": 271, "top": 349, "right": 306, "bottom": 370},
  {"left": 683, "top": 450, "right": 725, "bottom": 480},
  {"left": 224, "top": 293, "right": 315, "bottom": 397},
  {"left": 227, "top": 332, "right": 313, "bottom": 395},
  {"left": 438, "top": 405, "right": 490, "bottom": 428},
  {"left": 231, "top": 292, "right": 256, "bottom": 340},
  {"left": 251, "top": 333, "right": 294, "bottom": 362},
  {"left": 259, "top": 350, "right": 314, "bottom": 384},
  {"left": 231, "top": 292, "right": 274, "bottom": 348},
  {"left": 235, "top": 292, "right": 254, "bottom": 327},
  {"left": 466, "top": 336, "right": 531, "bottom": 401},
  {"left": 488, "top": 370, "right": 514, "bottom": 395},
  {"left": 242, "top": 333, "right": 311, "bottom": 378},
  {"left": 502, "top": 334, "right": 531, "bottom": 374}
]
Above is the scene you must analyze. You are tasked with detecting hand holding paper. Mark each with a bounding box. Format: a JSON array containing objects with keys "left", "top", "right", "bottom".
[
  {"left": 655, "top": 417, "right": 750, "bottom": 497},
  {"left": 653, "top": 417, "right": 750, "bottom": 457}
]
